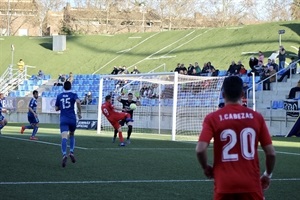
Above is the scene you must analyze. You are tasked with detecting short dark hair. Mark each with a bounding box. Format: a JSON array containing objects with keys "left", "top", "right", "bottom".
[
  {"left": 33, "top": 90, "right": 38, "bottom": 95},
  {"left": 63, "top": 81, "right": 72, "bottom": 90},
  {"left": 105, "top": 95, "right": 111, "bottom": 101},
  {"left": 128, "top": 93, "right": 133, "bottom": 96},
  {"left": 222, "top": 76, "right": 243, "bottom": 102}
]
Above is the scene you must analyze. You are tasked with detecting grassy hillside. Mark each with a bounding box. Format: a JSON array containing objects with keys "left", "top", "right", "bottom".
[{"left": 0, "top": 21, "right": 299, "bottom": 78}]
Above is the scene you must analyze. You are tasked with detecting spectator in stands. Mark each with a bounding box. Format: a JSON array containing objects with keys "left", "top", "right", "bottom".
[
  {"left": 54, "top": 74, "right": 66, "bottom": 86},
  {"left": 174, "top": 63, "right": 181, "bottom": 73},
  {"left": 111, "top": 66, "right": 119, "bottom": 75},
  {"left": 207, "top": 62, "right": 215, "bottom": 71},
  {"left": 261, "top": 65, "right": 271, "bottom": 90},
  {"left": 268, "top": 66, "right": 277, "bottom": 83},
  {"left": 248, "top": 60, "right": 263, "bottom": 76},
  {"left": 249, "top": 57, "right": 258, "bottom": 72},
  {"left": 117, "top": 66, "right": 124, "bottom": 74},
  {"left": 191, "top": 68, "right": 197, "bottom": 76},
  {"left": 258, "top": 51, "right": 264, "bottom": 62},
  {"left": 37, "top": 70, "right": 44, "bottom": 80},
  {"left": 278, "top": 46, "right": 286, "bottom": 71},
  {"left": 180, "top": 64, "right": 187, "bottom": 74},
  {"left": 194, "top": 62, "right": 201, "bottom": 75},
  {"left": 131, "top": 66, "right": 140, "bottom": 74},
  {"left": 122, "top": 66, "right": 129, "bottom": 74},
  {"left": 211, "top": 68, "right": 219, "bottom": 76},
  {"left": 140, "top": 85, "right": 149, "bottom": 97},
  {"left": 287, "top": 80, "right": 300, "bottom": 99},
  {"left": 271, "top": 59, "right": 279, "bottom": 72},
  {"left": 187, "top": 63, "right": 195, "bottom": 75},
  {"left": 226, "top": 61, "right": 238, "bottom": 76},
  {"left": 239, "top": 65, "right": 247, "bottom": 76},
  {"left": 278, "top": 57, "right": 297, "bottom": 82},
  {"left": 81, "top": 91, "right": 92, "bottom": 105},
  {"left": 266, "top": 59, "right": 272, "bottom": 68},
  {"left": 148, "top": 84, "right": 159, "bottom": 98},
  {"left": 66, "top": 72, "right": 74, "bottom": 84},
  {"left": 17, "top": 59, "right": 25, "bottom": 73}
]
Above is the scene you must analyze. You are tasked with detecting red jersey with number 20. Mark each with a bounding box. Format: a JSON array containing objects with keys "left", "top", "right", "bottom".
[{"left": 199, "top": 104, "right": 272, "bottom": 194}]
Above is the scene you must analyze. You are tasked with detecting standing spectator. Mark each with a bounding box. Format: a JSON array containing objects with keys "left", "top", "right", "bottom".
[
  {"left": 0, "top": 93, "right": 9, "bottom": 134},
  {"left": 17, "top": 59, "right": 25, "bottom": 72},
  {"left": 55, "top": 81, "right": 82, "bottom": 168},
  {"left": 261, "top": 66, "right": 271, "bottom": 90},
  {"left": 20, "top": 90, "right": 39, "bottom": 140},
  {"left": 258, "top": 51, "right": 264, "bottom": 62},
  {"left": 131, "top": 66, "right": 140, "bottom": 74},
  {"left": 196, "top": 76, "right": 276, "bottom": 200},
  {"left": 278, "top": 45, "right": 286, "bottom": 71},
  {"left": 113, "top": 93, "right": 141, "bottom": 144},
  {"left": 278, "top": 57, "right": 297, "bottom": 82},
  {"left": 268, "top": 65, "right": 277, "bottom": 83},
  {"left": 66, "top": 72, "right": 74, "bottom": 84},
  {"left": 249, "top": 57, "right": 258, "bottom": 72}
]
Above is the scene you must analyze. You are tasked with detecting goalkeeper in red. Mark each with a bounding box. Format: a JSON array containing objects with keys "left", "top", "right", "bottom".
[
  {"left": 196, "top": 76, "right": 276, "bottom": 200},
  {"left": 102, "top": 95, "right": 133, "bottom": 146}
]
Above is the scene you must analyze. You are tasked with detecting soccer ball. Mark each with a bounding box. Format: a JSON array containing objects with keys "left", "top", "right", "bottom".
[{"left": 130, "top": 103, "right": 137, "bottom": 110}]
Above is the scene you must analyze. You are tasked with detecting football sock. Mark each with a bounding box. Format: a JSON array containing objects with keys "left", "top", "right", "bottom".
[
  {"left": 32, "top": 126, "right": 38, "bottom": 137},
  {"left": 127, "top": 125, "right": 132, "bottom": 140},
  {"left": 25, "top": 125, "right": 33, "bottom": 129},
  {"left": 114, "top": 129, "right": 118, "bottom": 138},
  {"left": 69, "top": 135, "right": 75, "bottom": 153},
  {"left": 61, "top": 138, "right": 68, "bottom": 156},
  {"left": 118, "top": 131, "right": 124, "bottom": 142}
]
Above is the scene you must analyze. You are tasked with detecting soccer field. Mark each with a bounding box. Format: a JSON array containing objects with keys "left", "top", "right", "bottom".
[{"left": 0, "top": 124, "right": 299, "bottom": 200}]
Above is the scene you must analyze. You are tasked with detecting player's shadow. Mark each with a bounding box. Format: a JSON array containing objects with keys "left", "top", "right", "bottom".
[{"left": 281, "top": 23, "right": 300, "bottom": 37}]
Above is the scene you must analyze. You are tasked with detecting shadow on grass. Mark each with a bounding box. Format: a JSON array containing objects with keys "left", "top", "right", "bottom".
[
  {"left": 39, "top": 43, "right": 52, "bottom": 51},
  {"left": 281, "top": 23, "right": 300, "bottom": 37}
]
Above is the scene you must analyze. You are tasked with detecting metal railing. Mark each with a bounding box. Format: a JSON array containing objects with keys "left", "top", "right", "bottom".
[
  {"left": 246, "top": 59, "right": 300, "bottom": 110},
  {"left": 0, "top": 65, "right": 29, "bottom": 95}
]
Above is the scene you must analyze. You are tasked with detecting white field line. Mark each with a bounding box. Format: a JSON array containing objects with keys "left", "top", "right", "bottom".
[
  {"left": 1, "top": 135, "right": 299, "bottom": 156},
  {"left": 129, "top": 36, "right": 142, "bottom": 39},
  {"left": 0, "top": 135, "right": 88, "bottom": 150},
  {"left": 290, "top": 46, "right": 298, "bottom": 51},
  {"left": 92, "top": 32, "right": 161, "bottom": 74},
  {"left": 0, "top": 178, "right": 299, "bottom": 185},
  {"left": 226, "top": 27, "right": 244, "bottom": 29},
  {"left": 127, "top": 30, "right": 196, "bottom": 70},
  {"left": 160, "top": 29, "right": 213, "bottom": 58},
  {"left": 146, "top": 55, "right": 177, "bottom": 60}
]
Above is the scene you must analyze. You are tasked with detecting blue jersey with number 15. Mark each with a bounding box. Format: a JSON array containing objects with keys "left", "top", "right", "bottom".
[{"left": 55, "top": 91, "right": 79, "bottom": 123}]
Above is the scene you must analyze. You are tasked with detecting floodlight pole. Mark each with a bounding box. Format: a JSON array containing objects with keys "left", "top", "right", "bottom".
[
  {"left": 278, "top": 30, "right": 285, "bottom": 46},
  {"left": 10, "top": 44, "right": 14, "bottom": 80}
]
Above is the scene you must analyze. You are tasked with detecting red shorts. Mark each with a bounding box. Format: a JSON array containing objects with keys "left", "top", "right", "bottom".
[
  {"left": 108, "top": 112, "right": 131, "bottom": 130},
  {"left": 214, "top": 192, "right": 264, "bottom": 200}
]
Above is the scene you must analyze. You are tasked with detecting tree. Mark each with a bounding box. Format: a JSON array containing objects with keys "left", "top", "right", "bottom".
[{"left": 291, "top": 0, "right": 300, "bottom": 19}]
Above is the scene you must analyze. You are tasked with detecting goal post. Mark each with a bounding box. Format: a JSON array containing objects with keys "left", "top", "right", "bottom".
[{"left": 97, "top": 72, "right": 225, "bottom": 141}]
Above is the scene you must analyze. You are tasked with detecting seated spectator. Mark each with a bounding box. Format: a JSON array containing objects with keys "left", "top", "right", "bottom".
[
  {"left": 131, "top": 66, "right": 140, "bottom": 74},
  {"left": 287, "top": 80, "right": 300, "bottom": 99},
  {"left": 211, "top": 68, "right": 219, "bottom": 76},
  {"left": 54, "top": 74, "right": 66, "bottom": 86},
  {"left": 174, "top": 63, "right": 181, "bottom": 72},
  {"left": 278, "top": 57, "right": 297, "bottom": 82},
  {"left": 201, "top": 63, "right": 210, "bottom": 74},
  {"left": 148, "top": 84, "right": 159, "bottom": 98},
  {"left": 66, "top": 72, "right": 73, "bottom": 84},
  {"left": 239, "top": 64, "right": 247, "bottom": 76},
  {"left": 37, "top": 70, "right": 44, "bottom": 80},
  {"left": 187, "top": 63, "right": 195, "bottom": 75},
  {"left": 111, "top": 66, "right": 119, "bottom": 75},
  {"left": 194, "top": 62, "right": 201, "bottom": 75},
  {"left": 271, "top": 59, "right": 279, "bottom": 72},
  {"left": 226, "top": 61, "right": 238, "bottom": 76},
  {"left": 248, "top": 60, "right": 263, "bottom": 76},
  {"left": 122, "top": 66, "right": 129, "bottom": 74},
  {"left": 81, "top": 91, "right": 92, "bottom": 105}
]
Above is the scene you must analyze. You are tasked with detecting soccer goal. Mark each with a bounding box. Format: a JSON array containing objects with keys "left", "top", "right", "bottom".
[{"left": 97, "top": 72, "right": 225, "bottom": 141}]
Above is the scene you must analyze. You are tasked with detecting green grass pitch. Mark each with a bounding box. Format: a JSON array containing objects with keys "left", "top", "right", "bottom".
[{"left": 0, "top": 123, "right": 299, "bottom": 200}]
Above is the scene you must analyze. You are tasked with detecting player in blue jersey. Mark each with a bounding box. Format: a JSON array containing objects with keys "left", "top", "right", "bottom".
[
  {"left": 20, "top": 90, "right": 39, "bottom": 140},
  {"left": 55, "top": 81, "right": 82, "bottom": 168},
  {"left": 0, "top": 93, "right": 9, "bottom": 134}
]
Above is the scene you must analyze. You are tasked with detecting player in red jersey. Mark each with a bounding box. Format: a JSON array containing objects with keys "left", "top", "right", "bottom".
[
  {"left": 196, "top": 76, "right": 276, "bottom": 200},
  {"left": 101, "top": 95, "right": 132, "bottom": 146}
]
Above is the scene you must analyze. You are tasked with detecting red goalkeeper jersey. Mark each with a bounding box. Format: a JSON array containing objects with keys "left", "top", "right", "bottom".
[{"left": 199, "top": 104, "right": 272, "bottom": 193}]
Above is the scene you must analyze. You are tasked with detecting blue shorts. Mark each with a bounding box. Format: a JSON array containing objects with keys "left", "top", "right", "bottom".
[
  {"left": 28, "top": 115, "right": 39, "bottom": 124},
  {"left": 60, "top": 121, "right": 77, "bottom": 133},
  {"left": 0, "top": 115, "right": 4, "bottom": 121}
]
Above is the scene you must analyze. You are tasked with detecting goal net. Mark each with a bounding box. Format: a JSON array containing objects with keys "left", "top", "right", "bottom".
[{"left": 97, "top": 72, "right": 225, "bottom": 141}]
